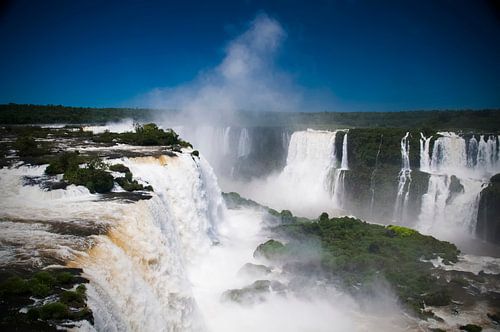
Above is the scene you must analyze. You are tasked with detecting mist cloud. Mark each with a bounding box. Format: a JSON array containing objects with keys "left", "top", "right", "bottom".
[{"left": 136, "top": 13, "right": 306, "bottom": 117}]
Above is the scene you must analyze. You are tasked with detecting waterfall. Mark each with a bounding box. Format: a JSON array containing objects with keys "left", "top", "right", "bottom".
[
  {"left": 331, "top": 132, "right": 349, "bottom": 209},
  {"left": 393, "top": 132, "right": 412, "bottom": 223},
  {"left": 273, "top": 129, "right": 346, "bottom": 214},
  {"left": 237, "top": 128, "right": 251, "bottom": 158},
  {"left": 467, "top": 136, "right": 478, "bottom": 168},
  {"left": 222, "top": 127, "right": 232, "bottom": 156},
  {"left": 0, "top": 152, "right": 226, "bottom": 332},
  {"left": 341, "top": 132, "right": 349, "bottom": 170},
  {"left": 281, "top": 130, "right": 291, "bottom": 151},
  {"left": 419, "top": 133, "right": 432, "bottom": 172},
  {"left": 369, "top": 135, "right": 383, "bottom": 215},
  {"left": 417, "top": 132, "right": 499, "bottom": 237},
  {"left": 72, "top": 153, "right": 226, "bottom": 332}
]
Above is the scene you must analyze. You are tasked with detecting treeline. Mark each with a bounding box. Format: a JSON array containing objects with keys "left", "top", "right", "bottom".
[
  {"left": 237, "top": 109, "right": 500, "bottom": 132},
  {"left": 1, "top": 103, "right": 499, "bottom": 132},
  {"left": 0, "top": 103, "right": 155, "bottom": 124}
]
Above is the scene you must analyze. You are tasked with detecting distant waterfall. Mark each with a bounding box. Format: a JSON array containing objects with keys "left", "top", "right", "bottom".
[
  {"left": 237, "top": 128, "right": 251, "bottom": 158},
  {"left": 369, "top": 135, "right": 383, "bottom": 215},
  {"left": 332, "top": 132, "right": 349, "bottom": 209},
  {"left": 393, "top": 132, "right": 412, "bottom": 223},
  {"left": 222, "top": 127, "right": 232, "bottom": 156},
  {"left": 417, "top": 133, "right": 499, "bottom": 236},
  {"left": 275, "top": 129, "right": 348, "bottom": 214},
  {"left": 419, "top": 133, "right": 432, "bottom": 172}
]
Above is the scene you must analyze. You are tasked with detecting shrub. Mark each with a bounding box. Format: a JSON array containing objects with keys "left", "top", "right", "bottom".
[
  {"left": 55, "top": 272, "right": 74, "bottom": 284},
  {"left": 63, "top": 158, "right": 114, "bottom": 193},
  {"left": 115, "top": 171, "right": 153, "bottom": 192},
  {"left": 60, "top": 290, "right": 85, "bottom": 307},
  {"left": 45, "top": 151, "right": 81, "bottom": 175},
  {"left": 38, "top": 302, "right": 69, "bottom": 320},
  {"left": 64, "top": 167, "right": 114, "bottom": 193},
  {"left": 15, "top": 136, "right": 49, "bottom": 157},
  {"left": 109, "top": 163, "right": 130, "bottom": 173},
  {"left": 386, "top": 225, "right": 417, "bottom": 237},
  {"left": 0, "top": 276, "right": 29, "bottom": 295},
  {"left": 254, "top": 240, "right": 287, "bottom": 260}
]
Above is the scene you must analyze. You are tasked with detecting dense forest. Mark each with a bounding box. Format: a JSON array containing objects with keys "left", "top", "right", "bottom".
[{"left": 1, "top": 103, "right": 500, "bottom": 132}]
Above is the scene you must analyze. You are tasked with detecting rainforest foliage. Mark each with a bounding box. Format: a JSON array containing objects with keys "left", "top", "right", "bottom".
[
  {"left": 0, "top": 268, "right": 92, "bottom": 330},
  {"left": 263, "top": 214, "right": 460, "bottom": 312},
  {"left": 2, "top": 103, "right": 500, "bottom": 132}
]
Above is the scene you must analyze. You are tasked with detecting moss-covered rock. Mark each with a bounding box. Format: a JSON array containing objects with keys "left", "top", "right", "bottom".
[
  {"left": 222, "top": 280, "right": 285, "bottom": 304},
  {"left": 253, "top": 240, "right": 287, "bottom": 260},
  {"left": 238, "top": 263, "right": 272, "bottom": 278},
  {"left": 0, "top": 268, "right": 92, "bottom": 330},
  {"left": 266, "top": 214, "right": 460, "bottom": 313}
]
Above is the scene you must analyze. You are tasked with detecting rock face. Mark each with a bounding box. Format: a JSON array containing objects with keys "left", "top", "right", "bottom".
[{"left": 476, "top": 174, "right": 500, "bottom": 244}]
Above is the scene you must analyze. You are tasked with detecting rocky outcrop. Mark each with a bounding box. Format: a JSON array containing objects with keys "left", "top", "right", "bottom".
[{"left": 476, "top": 174, "right": 500, "bottom": 244}]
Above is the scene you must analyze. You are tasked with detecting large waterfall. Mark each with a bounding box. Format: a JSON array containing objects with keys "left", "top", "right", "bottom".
[
  {"left": 0, "top": 152, "right": 226, "bottom": 332},
  {"left": 416, "top": 133, "right": 500, "bottom": 238},
  {"left": 393, "top": 132, "right": 412, "bottom": 223}
]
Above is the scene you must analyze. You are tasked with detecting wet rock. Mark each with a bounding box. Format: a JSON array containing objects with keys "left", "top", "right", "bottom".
[
  {"left": 238, "top": 263, "right": 272, "bottom": 278},
  {"left": 221, "top": 280, "right": 286, "bottom": 305},
  {"left": 476, "top": 174, "right": 500, "bottom": 245}
]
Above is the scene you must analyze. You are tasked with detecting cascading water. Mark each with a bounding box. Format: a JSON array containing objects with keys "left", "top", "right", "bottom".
[
  {"left": 74, "top": 154, "right": 226, "bottom": 332},
  {"left": 222, "top": 127, "right": 232, "bottom": 156},
  {"left": 0, "top": 151, "right": 227, "bottom": 332},
  {"left": 417, "top": 133, "right": 500, "bottom": 238},
  {"left": 369, "top": 135, "right": 383, "bottom": 215},
  {"left": 331, "top": 132, "right": 348, "bottom": 209},
  {"left": 419, "top": 133, "right": 432, "bottom": 173},
  {"left": 393, "top": 132, "right": 412, "bottom": 223},
  {"left": 237, "top": 128, "right": 251, "bottom": 158}
]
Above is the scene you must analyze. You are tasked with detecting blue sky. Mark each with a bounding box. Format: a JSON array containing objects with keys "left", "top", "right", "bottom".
[{"left": 0, "top": 0, "right": 499, "bottom": 111}]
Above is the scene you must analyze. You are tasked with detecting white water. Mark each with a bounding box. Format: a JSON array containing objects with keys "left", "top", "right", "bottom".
[
  {"left": 417, "top": 133, "right": 499, "bottom": 239},
  {"left": 222, "top": 127, "right": 232, "bottom": 156},
  {"left": 0, "top": 150, "right": 417, "bottom": 332},
  {"left": 237, "top": 128, "right": 251, "bottom": 158},
  {"left": 393, "top": 132, "right": 411, "bottom": 223},
  {"left": 419, "top": 133, "right": 432, "bottom": 173},
  {"left": 0, "top": 152, "right": 225, "bottom": 332},
  {"left": 221, "top": 129, "right": 349, "bottom": 217}
]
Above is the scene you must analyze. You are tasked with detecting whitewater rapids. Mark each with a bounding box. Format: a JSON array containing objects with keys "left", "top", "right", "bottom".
[{"left": 0, "top": 148, "right": 422, "bottom": 332}]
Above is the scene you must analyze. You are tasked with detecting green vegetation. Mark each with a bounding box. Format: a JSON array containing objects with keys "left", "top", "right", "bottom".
[
  {"left": 0, "top": 270, "right": 75, "bottom": 298},
  {"left": 223, "top": 191, "right": 262, "bottom": 209},
  {"left": 93, "top": 123, "right": 192, "bottom": 147},
  {"left": 63, "top": 158, "right": 114, "bottom": 193},
  {"left": 261, "top": 215, "right": 460, "bottom": 313},
  {"left": 253, "top": 240, "right": 287, "bottom": 260},
  {"left": 386, "top": 225, "right": 417, "bottom": 237},
  {"left": 109, "top": 163, "right": 130, "bottom": 173},
  {"left": 344, "top": 128, "right": 433, "bottom": 221},
  {"left": 45, "top": 151, "right": 83, "bottom": 175},
  {"left": 460, "top": 324, "right": 482, "bottom": 332},
  {"left": 15, "top": 136, "right": 50, "bottom": 158},
  {"left": 45, "top": 153, "right": 154, "bottom": 193},
  {"left": 2, "top": 104, "right": 499, "bottom": 132},
  {"left": 115, "top": 171, "right": 153, "bottom": 192},
  {"left": 0, "top": 268, "right": 91, "bottom": 329},
  {"left": 0, "top": 103, "right": 155, "bottom": 124}
]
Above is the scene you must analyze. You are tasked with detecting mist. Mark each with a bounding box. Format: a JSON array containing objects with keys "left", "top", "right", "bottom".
[{"left": 136, "top": 13, "right": 310, "bottom": 123}]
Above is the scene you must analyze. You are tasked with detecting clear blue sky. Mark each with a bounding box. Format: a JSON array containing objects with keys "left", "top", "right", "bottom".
[{"left": 0, "top": 0, "right": 499, "bottom": 111}]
